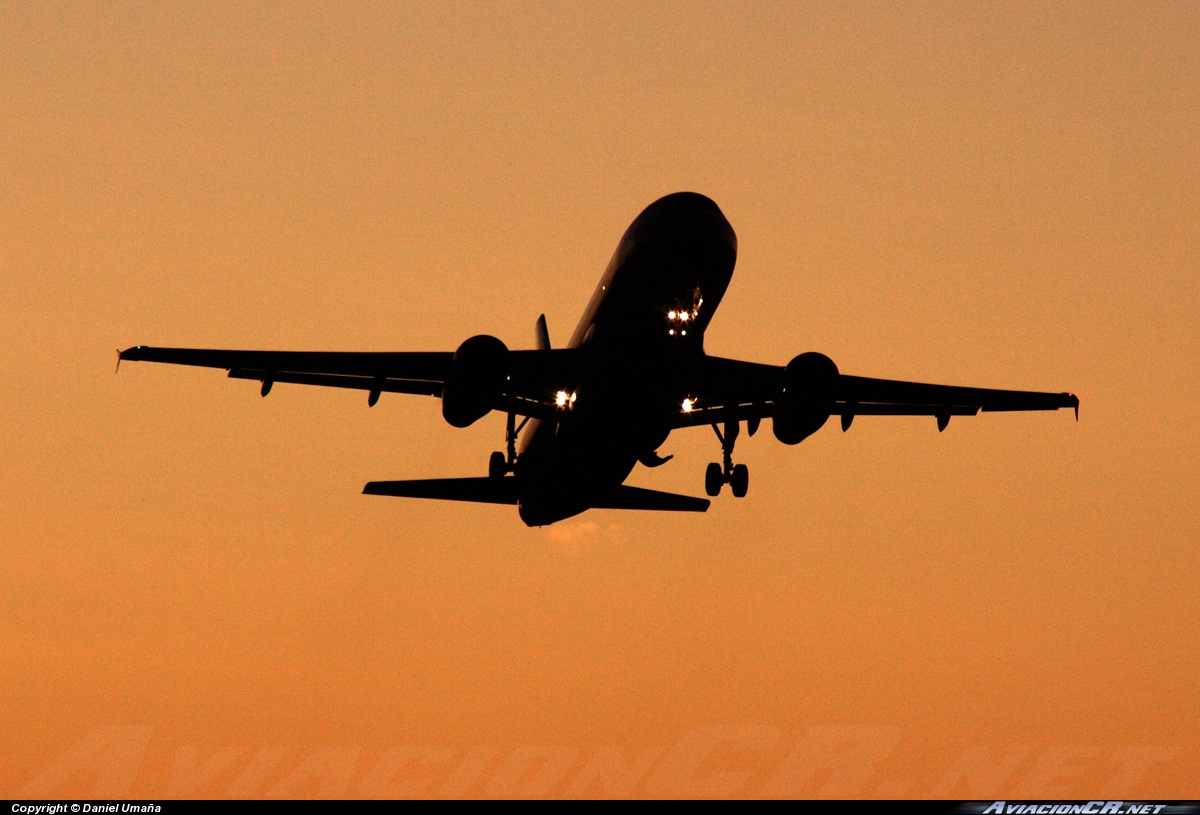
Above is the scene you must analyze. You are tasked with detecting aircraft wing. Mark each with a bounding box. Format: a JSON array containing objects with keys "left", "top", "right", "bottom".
[
  {"left": 673, "top": 355, "right": 1078, "bottom": 429},
  {"left": 117, "top": 345, "right": 576, "bottom": 419}
]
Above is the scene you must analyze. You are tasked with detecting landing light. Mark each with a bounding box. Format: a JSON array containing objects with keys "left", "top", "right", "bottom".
[
  {"left": 667, "top": 298, "right": 702, "bottom": 335},
  {"left": 555, "top": 390, "right": 568, "bottom": 407},
  {"left": 682, "top": 398, "right": 694, "bottom": 413}
]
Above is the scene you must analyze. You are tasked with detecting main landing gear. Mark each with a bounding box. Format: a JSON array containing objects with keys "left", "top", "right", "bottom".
[
  {"left": 490, "top": 411, "right": 530, "bottom": 479},
  {"left": 706, "top": 419, "right": 748, "bottom": 498}
]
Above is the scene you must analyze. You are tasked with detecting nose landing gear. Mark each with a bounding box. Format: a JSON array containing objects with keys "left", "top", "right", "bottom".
[
  {"left": 706, "top": 419, "right": 749, "bottom": 498},
  {"left": 490, "top": 412, "right": 530, "bottom": 479}
]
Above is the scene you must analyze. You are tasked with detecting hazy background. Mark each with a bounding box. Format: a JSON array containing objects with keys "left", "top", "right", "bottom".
[{"left": 2, "top": 1, "right": 1197, "bottom": 797}]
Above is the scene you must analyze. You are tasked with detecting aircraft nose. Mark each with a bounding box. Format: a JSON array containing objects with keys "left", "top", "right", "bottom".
[
  {"left": 646, "top": 191, "right": 724, "bottom": 217},
  {"left": 629, "top": 192, "right": 737, "bottom": 254}
]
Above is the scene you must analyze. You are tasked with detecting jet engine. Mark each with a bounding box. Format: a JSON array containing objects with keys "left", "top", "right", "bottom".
[
  {"left": 441, "top": 335, "right": 509, "bottom": 428},
  {"left": 771, "top": 352, "right": 838, "bottom": 445}
]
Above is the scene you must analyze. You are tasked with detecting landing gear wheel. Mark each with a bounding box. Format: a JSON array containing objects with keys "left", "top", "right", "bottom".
[
  {"left": 489, "top": 451, "right": 508, "bottom": 479},
  {"left": 730, "top": 463, "right": 749, "bottom": 498},
  {"left": 490, "top": 412, "right": 530, "bottom": 478},
  {"left": 705, "top": 462, "right": 723, "bottom": 497},
  {"left": 708, "top": 418, "right": 747, "bottom": 499}
]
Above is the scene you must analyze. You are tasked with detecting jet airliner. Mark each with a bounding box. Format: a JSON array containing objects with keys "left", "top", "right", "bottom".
[{"left": 120, "top": 192, "right": 1078, "bottom": 526}]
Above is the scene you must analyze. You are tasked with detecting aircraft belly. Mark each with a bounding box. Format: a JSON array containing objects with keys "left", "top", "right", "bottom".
[{"left": 515, "top": 397, "right": 669, "bottom": 526}]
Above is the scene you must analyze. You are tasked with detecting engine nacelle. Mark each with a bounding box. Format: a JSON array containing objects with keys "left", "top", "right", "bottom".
[
  {"left": 772, "top": 352, "right": 838, "bottom": 445},
  {"left": 441, "top": 334, "right": 509, "bottom": 428}
]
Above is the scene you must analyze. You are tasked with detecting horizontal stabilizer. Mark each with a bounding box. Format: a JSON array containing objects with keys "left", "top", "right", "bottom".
[
  {"left": 363, "top": 477, "right": 518, "bottom": 504},
  {"left": 592, "top": 485, "right": 710, "bottom": 512},
  {"left": 363, "top": 478, "right": 709, "bottom": 513}
]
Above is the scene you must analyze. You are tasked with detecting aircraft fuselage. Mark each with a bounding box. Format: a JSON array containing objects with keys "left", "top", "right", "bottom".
[{"left": 515, "top": 192, "right": 737, "bottom": 525}]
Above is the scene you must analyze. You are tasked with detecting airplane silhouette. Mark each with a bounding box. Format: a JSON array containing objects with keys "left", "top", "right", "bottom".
[{"left": 120, "top": 192, "right": 1078, "bottom": 526}]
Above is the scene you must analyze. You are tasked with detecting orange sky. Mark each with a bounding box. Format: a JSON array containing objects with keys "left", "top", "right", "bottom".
[{"left": 2, "top": 1, "right": 1197, "bottom": 798}]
